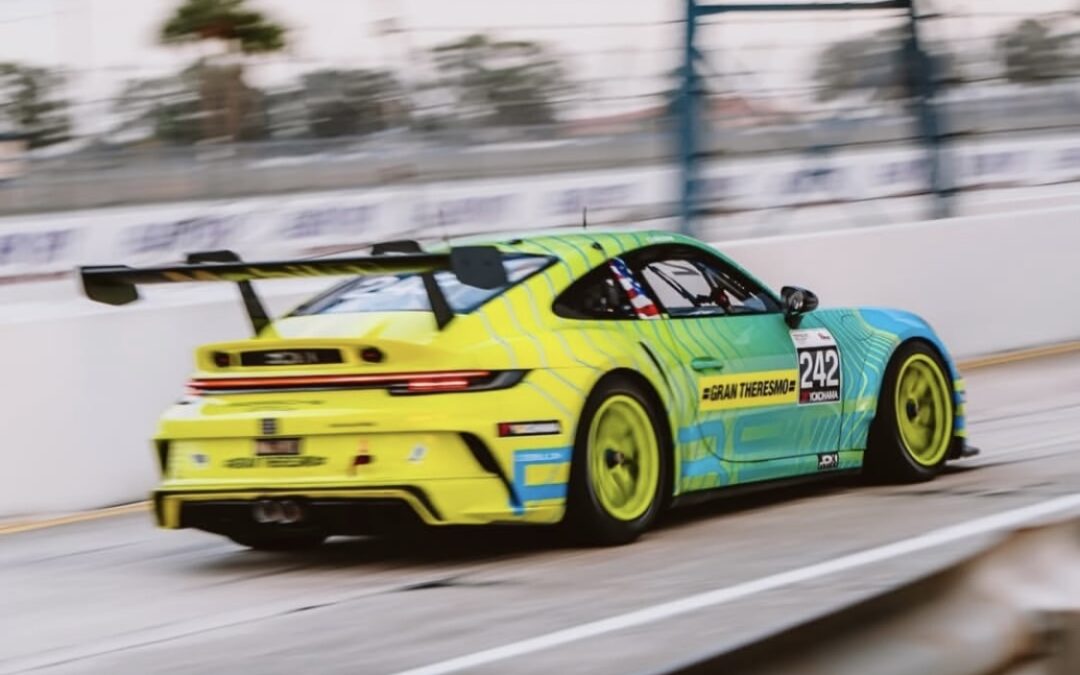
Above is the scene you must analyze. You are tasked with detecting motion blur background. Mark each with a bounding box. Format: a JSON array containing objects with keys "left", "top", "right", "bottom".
[
  {"left": 3, "top": 0, "right": 1080, "bottom": 256},
  {"left": 3, "top": 3, "right": 1080, "bottom": 674}
]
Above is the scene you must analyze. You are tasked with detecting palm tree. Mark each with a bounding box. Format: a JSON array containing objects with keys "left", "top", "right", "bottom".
[{"left": 159, "top": 0, "right": 285, "bottom": 142}]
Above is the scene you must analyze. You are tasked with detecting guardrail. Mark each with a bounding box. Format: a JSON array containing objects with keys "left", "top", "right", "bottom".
[{"left": 655, "top": 515, "right": 1080, "bottom": 675}]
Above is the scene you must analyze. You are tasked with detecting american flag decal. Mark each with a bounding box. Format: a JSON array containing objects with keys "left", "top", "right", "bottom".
[{"left": 608, "top": 257, "right": 660, "bottom": 320}]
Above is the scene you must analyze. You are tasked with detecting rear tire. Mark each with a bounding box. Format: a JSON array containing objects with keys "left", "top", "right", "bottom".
[
  {"left": 225, "top": 530, "right": 327, "bottom": 551},
  {"left": 865, "top": 341, "right": 955, "bottom": 483},
  {"left": 564, "top": 375, "right": 669, "bottom": 546}
]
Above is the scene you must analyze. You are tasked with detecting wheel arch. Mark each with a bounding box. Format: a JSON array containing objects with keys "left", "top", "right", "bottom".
[
  {"left": 880, "top": 336, "right": 966, "bottom": 458},
  {"left": 864, "top": 337, "right": 958, "bottom": 480},
  {"left": 834, "top": 308, "right": 965, "bottom": 453},
  {"left": 868, "top": 336, "right": 952, "bottom": 430}
]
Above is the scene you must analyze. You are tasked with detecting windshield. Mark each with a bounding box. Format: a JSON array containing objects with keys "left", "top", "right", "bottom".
[{"left": 292, "top": 255, "right": 551, "bottom": 315}]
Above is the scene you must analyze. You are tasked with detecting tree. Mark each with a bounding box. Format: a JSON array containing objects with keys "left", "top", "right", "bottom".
[
  {"left": 429, "top": 34, "right": 572, "bottom": 126},
  {"left": 112, "top": 61, "right": 269, "bottom": 144},
  {"left": 159, "top": 0, "right": 285, "bottom": 141},
  {"left": 998, "top": 18, "right": 1077, "bottom": 84},
  {"left": 0, "top": 63, "right": 71, "bottom": 148},
  {"left": 813, "top": 26, "right": 955, "bottom": 103},
  {"left": 295, "top": 69, "right": 406, "bottom": 138}
]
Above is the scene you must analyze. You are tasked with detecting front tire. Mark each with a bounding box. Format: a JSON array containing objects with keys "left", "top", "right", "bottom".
[
  {"left": 564, "top": 375, "right": 669, "bottom": 546},
  {"left": 865, "top": 341, "right": 956, "bottom": 483}
]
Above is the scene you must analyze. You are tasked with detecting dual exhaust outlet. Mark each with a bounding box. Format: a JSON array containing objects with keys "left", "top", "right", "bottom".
[{"left": 252, "top": 499, "right": 304, "bottom": 525}]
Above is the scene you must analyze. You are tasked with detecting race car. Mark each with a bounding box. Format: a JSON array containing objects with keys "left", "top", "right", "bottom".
[{"left": 80, "top": 230, "right": 973, "bottom": 548}]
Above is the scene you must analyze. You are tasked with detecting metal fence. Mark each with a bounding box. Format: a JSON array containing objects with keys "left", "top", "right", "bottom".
[{"left": 3, "top": 3, "right": 1080, "bottom": 220}]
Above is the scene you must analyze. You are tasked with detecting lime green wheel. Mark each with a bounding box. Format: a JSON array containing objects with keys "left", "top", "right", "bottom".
[
  {"left": 866, "top": 342, "right": 956, "bottom": 482},
  {"left": 565, "top": 375, "right": 669, "bottom": 545}
]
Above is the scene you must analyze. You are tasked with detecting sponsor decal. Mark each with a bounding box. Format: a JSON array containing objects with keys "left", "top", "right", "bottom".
[
  {"left": 280, "top": 204, "right": 379, "bottom": 240},
  {"left": 698, "top": 369, "right": 799, "bottom": 411},
  {"left": 225, "top": 456, "right": 327, "bottom": 468},
  {"left": 412, "top": 195, "right": 512, "bottom": 227},
  {"left": 790, "top": 329, "right": 842, "bottom": 406},
  {"left": 123, "top": 215, "right": 238, "bottom": 256},
  {"left": 515, "top": 450, "right": 568, "bottom": 463},
  {"left": 261, "top": 351, "right": 320, "bottom": 366},
  {"left": 818, "top": 452, "right": 840, "bottom": 471},
  {"left": 546, "top": 183, "right": 633, "bottom": 215},
  {"left": 0, "top": 229, "right": 74, "bottom": 268}
]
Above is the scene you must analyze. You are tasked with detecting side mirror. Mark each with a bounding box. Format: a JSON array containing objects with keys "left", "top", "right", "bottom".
[{"left": 781, "top": 286, "right": 819, "bottom": 327}]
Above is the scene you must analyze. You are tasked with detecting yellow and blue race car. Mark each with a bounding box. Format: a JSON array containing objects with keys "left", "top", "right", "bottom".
[{"left": 81, "top": 230, "right": 974, "bottom": 548}]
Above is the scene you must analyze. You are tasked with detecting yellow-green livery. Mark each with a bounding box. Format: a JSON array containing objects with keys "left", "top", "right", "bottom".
[{"left": 80, "top": 230, "right": 974, "bottom": 547}]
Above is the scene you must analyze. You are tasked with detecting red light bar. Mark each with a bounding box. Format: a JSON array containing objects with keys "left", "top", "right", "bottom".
[
  {"left": 406, "top": 378, "right": 470, "bottom": 393},
  {"left": 189, "top": 370, "right": 491, "bottom": 392}
]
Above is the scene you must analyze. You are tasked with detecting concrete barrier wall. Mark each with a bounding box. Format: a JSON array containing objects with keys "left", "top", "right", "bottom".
[
  {"left": 2, "top": 208, "right": 1079, "bottom": 517},
  {"left": 721, "top": 206, "right": 1080, "bottom": 357},
  {"left": 0, "top": 283, "right": 329, "bottom": 517}
]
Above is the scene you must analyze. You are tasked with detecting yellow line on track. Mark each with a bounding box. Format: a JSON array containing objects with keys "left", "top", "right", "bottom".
[
  {"left": 0, "top": 501, "right": 148, "bottom": 535},
  {"left": 958, "top": 340, "right": 1080, "bottom": 371},
  {"left": 3, "top": 339, "right": 1079, "bottom": 537}
]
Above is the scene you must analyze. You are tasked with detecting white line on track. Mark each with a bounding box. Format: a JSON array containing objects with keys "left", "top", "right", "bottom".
[{"left": 394, "top": 493, "right": 1080, "bottom": 675}]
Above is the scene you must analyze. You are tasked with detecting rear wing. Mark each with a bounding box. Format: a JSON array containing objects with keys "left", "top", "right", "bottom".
[{"left": 79, "top": 245, "right": 508, "bottom": 332}]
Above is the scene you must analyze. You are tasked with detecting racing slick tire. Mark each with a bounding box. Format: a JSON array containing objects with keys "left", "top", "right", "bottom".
[
  {"left": 226, "top": 529, "right": 328, "bottom": 551},
  {"left": 865, "top": 341, "right": 956, "bottom": 483},
  {"left": 564, "top": 374, "right": 669, "bottom": 546}
]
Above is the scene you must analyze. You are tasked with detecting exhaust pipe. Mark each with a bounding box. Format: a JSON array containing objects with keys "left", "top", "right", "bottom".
[
  {"left": 252, "top": 499, "right": 283, "bottom": 524},
  {"left": 252, "top": 499, "right": 304, "bottom": 524},
  {"left": 279, "top": 500, "right": 304, "bottom": 525}
]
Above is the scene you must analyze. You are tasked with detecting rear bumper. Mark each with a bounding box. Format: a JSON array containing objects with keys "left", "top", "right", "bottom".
[
  {"left": 173, "top": 497, "right": 427, "bottom": 537},
  {"left": 154, "top": 479, "right": 565, "bottom": 532}
]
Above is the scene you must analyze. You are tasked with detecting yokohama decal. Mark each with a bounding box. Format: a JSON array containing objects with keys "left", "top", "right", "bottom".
[{"left": 791, "top": 329, "right": 842, "bottom": 405}]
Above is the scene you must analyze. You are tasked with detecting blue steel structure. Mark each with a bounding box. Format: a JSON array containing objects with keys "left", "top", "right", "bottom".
[{"left": 677, "top": 0, "right": 951, "bottom": 234}]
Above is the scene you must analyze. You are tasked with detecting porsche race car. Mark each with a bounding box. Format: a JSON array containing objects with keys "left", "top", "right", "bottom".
[{"left": 81, "top": 230, "right": 974, "bottom": 548}]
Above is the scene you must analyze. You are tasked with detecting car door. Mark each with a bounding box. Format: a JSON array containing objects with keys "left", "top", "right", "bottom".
[{"left": 624, "top": 244, "right": 842, "bottom": 472}]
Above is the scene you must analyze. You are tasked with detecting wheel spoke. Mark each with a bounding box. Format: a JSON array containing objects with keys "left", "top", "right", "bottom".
[{"left": 612, "top": 469, "right": 635, "bottom": 504}]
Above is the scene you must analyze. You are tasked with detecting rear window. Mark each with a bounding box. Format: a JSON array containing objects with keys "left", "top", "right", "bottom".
[{"left": 292, "top": 255, "right": 551, "bottom": 316}]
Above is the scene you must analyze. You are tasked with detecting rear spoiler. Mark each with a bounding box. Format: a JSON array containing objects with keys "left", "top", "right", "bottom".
[{"left": 79, "top": 245, "right": 508, "bottom": 333}]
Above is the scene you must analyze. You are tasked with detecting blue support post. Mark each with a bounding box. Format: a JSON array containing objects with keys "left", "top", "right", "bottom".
[
  {"left": 677, "top": 0, "right": 701, "bottom": 235},
  {"left": 677, "top": 0, "right": 950, "bottom": 236},
  {"left": 904, "top": 1, "right": 953, "bottom": 218}
]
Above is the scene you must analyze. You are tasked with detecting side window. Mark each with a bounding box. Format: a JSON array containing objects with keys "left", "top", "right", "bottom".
[
  {"left": 553, "top": 263, "right": 635, "bottom": 320},
  {"left": 632, "top": 246, "right": 780, "bottom": 318},
  {"left": 640, "top": 259, "right": 714, "bottom": 316}
]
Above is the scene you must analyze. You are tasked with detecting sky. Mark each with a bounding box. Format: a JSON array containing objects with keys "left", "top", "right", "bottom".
[{"left": 0, "top": 0, "right": 1072, "bottom": 134}]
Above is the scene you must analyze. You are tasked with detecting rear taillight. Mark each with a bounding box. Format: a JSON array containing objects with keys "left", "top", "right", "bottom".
[
  {"left": 405, "top": 378, "right": 471, "bottom": 393},
  {"left": 185, "top": 370, "right": 527, "bottom": 395}
]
